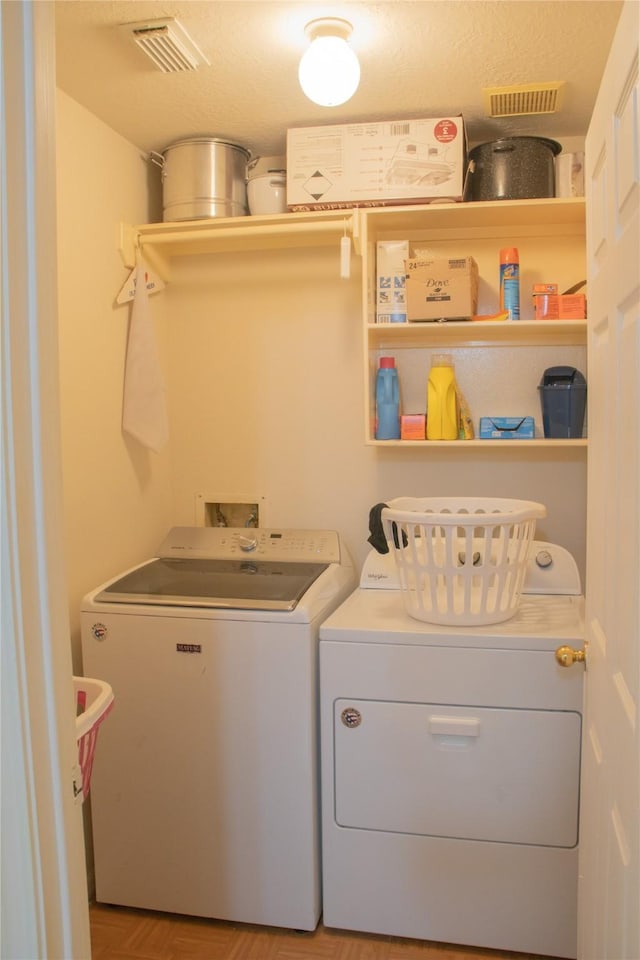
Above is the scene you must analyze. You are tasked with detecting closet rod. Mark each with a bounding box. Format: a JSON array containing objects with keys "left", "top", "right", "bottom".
[{"left": 137, "top": 218, "right": 356, "bottom": 246}]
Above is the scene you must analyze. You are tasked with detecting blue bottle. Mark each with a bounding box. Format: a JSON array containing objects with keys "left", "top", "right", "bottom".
[{"left": 375, "top": 357, "right": 401, "bottom": 440}]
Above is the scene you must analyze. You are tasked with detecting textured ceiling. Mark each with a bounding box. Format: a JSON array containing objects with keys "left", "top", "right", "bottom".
[{"left": 54, "top": 0, "right": 624, "bottom": 159}]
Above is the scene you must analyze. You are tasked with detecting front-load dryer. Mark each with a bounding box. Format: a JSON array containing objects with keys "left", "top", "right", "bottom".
[
  {"left": 81, "top": 526, "right": 354, "bottom": 931},
  {"left": 319, "top": 541, "right": 584, "bottom": 958}
]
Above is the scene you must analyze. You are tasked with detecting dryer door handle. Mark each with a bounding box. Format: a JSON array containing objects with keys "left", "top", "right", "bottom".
[{"left": 428, "top": 716, "right": 480, "bottom": 738}]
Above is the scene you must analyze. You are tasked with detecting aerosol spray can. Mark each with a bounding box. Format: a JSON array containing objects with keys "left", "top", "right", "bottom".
[{"left": 500, "top": 247, "right": 520, "bottom": 321}]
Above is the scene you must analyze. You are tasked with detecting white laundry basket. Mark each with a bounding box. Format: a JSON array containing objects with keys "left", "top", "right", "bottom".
[{"left": 381, "top": 497, "right": 546, "bottom": 626}]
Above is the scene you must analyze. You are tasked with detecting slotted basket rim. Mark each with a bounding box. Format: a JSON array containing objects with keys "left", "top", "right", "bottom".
[{"left": 382, "top": 497, "right": 546, "bottom": 526}]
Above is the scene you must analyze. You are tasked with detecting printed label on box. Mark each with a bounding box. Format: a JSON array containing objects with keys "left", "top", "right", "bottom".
[
  {"left": 405, "top": 256, "right": 478, "bottom": 321},
  {"left": 479, "top": 416, "right": 535, "bottom": 439},
  {"left": 377, "top": 240, "right": 409, "bottom": 323},
  {"left": 534, "top": 294, "right": 586, "bottom": 320}
]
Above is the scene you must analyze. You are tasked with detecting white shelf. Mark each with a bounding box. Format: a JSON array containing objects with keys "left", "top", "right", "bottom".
[
  {"left": 362, "top": 197, "right": 586, "bottom": 238},
  {"left": 367, "top": 320, "right": 587, "bottom": 348},
  {"left": 367, "top": 438, "right": 588, "bottom": 449},
  {"left": 120, "top": 198, "right": 585, "bottom": 277}
]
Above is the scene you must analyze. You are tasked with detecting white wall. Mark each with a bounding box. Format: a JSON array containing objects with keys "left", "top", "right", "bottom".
[{"left": 56, "top": 89, "right": 172, "bottom": 671}]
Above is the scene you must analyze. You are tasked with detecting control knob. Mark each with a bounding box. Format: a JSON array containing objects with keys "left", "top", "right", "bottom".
[
  {"left": 535, "top": 549, "right": 554, "bottom": 569},
  {"left": 238, "top": 535, "right": 258, "bottom": 553}
]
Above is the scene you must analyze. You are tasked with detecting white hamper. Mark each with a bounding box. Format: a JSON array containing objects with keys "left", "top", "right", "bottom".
[{"left": 381, "top": 497, "right": 546, "bottom": 626}]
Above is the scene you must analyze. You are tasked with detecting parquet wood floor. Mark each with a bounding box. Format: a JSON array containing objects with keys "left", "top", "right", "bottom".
[{"left": 89, "top": 903, "right": 558, "bottom": 960}]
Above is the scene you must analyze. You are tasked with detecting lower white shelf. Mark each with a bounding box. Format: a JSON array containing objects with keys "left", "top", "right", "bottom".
[{"left": 367, "top": 438, "right": 588, "bottom": 448}]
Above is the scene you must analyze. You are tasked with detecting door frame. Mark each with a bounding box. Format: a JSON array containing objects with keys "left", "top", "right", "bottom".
[{"left": 1, "top": 2, "right": 91, "bottom": 956}]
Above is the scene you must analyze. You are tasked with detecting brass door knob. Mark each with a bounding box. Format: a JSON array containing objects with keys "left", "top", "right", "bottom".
[{"left": 555, "top": 645, "right": 586, "bottom": 668}]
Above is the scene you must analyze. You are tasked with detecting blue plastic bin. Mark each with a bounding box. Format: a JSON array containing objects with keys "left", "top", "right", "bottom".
[{"left": 538, "top": 366, "right": 587, "bottom": 438}]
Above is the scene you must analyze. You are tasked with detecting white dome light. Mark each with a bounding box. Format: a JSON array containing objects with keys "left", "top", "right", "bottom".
[{"left": 298, "top": 18, "right": 360, "bottom": 107}]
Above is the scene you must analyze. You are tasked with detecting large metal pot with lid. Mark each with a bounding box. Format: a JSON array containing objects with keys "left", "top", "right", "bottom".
[
  {"left": 464, "top": 136, "right": 562, "bottom": 202},
  {"left": 150, "top": 137, "right": 251, "bottom": 222}
]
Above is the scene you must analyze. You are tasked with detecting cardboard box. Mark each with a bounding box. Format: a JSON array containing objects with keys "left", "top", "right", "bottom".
[
  {"left": 479, "top": 416, "right": 535, "bottom": 439},
  {"left": 287, "top": 116, "right": 466, "bottom": 211},
  {"left": 405, "top": 256, "right": 478, "bottom": 322},
  {"left": 534, "top": 294, "right": 586, "bottom": 320},
  {"left": 401, "top": 414, "right": 426, "bottom": 440},
  {"left": 376, "top": 240, "right": 409, "bottom": 323}
]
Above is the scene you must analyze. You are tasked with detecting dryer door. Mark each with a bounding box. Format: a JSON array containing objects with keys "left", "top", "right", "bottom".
[{"left": 333, "top": 699, "right": 581, "bottom": 847}]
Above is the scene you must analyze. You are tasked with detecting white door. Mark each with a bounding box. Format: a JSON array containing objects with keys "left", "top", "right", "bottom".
[{"left": 580, "top": 2, "right": 640, "bottom": 957}]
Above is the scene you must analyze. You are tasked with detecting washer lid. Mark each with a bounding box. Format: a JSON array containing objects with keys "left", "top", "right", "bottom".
[{"left": 93, "top": 557, "right": 329, "bottom": 611}]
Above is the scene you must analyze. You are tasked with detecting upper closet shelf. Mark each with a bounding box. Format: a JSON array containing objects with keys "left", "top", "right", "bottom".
[
  {"left": 118, "top": 197, "right": 585, "bottom": 280},
  {"left": 361, "top": 196, "right": 585, "bottom": 237},
  {"left": 119, "top": 210, "right": 361, "bottom": 279}
]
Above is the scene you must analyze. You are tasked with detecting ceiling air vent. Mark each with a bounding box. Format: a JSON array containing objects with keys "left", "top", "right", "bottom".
[
  {"left": 483, "top": 82, "right": 565, "bottom": 117},
  {"left": 122, "top": 18, "right": 209, "bottom": 73}
]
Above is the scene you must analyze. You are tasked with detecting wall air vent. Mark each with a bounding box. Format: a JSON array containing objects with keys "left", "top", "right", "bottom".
[
  {"left": 483, "top": 82, "right": 565, "bottom": 117},
  {"left": 122, "top": 18, "right": 210, "bottom": 73}
]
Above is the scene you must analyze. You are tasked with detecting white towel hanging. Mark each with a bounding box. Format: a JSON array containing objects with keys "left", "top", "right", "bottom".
[{"left": 122, "top": 253, "right": 169, "bottom": 453}]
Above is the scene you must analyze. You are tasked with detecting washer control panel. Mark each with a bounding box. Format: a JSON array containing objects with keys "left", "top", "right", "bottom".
[
  {"left": 524, "top": 542, "right": 582, "bottom": 594},
  {"left": 158, "top": 526, "right": 342, "bottom": 564}
]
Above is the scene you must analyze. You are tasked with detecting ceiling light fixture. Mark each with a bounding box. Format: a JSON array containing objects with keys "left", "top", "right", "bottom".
[{"left": 298, "top": 18, "right": 360, "bottom": 107}]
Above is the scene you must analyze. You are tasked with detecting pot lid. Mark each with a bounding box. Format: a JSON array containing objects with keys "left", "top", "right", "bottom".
[
  {"left": 161, "top": 136, "right": 251, "bottom": 158},
  {"left": 247, "top": 155, "right": 286, "bottom": 179},
  {"left": 470, "top": 136, "right": 562, "bottom": 156}
]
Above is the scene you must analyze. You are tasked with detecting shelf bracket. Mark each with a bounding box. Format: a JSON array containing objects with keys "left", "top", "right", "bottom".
[
  {"left": 351, "top": 211, "right": 362, "bottom": 257},
  {"left": 118, "top": 222, "right": 170, "bottom": 282},
  {"left": 118, "top": 222, "right": 138, "bottom": 269},
  {"left": 138, "top": 242, "right": 171, "bottom": 283}
]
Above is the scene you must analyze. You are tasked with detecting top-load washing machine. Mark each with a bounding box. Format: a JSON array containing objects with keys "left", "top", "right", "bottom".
[
  {"left": 319, "top": 540, "right": 584, "bottom": 958},
  {"left": 81, "top": 526, "right": 354, "bottom": 931}
]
